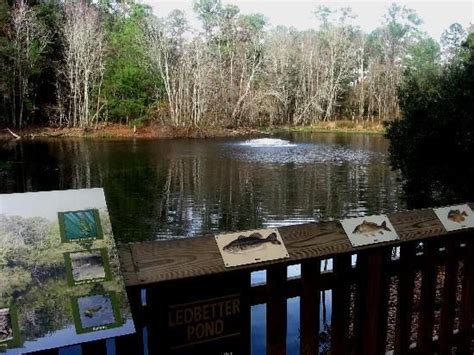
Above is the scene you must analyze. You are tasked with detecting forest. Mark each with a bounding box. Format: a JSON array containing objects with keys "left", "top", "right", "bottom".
[{"left": 0, "top": 0, "right": 470, "bottom": 129}]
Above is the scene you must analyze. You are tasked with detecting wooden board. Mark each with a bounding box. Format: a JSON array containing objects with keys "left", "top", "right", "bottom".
[{"left": 119, "top": 203, "right": 474, "bottom": 286}]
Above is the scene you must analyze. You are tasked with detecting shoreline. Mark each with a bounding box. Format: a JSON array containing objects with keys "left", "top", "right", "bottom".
[{"left": 0, "top": 121, "right": 386, "bottom": 140}]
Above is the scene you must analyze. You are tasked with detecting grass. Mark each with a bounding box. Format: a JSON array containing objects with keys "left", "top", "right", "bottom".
[{"left": 268, "top": 121, "right": 386, "bottom": 135}]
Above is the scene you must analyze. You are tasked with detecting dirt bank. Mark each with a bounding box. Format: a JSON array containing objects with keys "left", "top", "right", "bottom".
[
  {"left": 0, "top": 120, "right": 386, "bottom": 140},
  {"left": 0, "top": 123, "right": 269, "bottom": 140}
]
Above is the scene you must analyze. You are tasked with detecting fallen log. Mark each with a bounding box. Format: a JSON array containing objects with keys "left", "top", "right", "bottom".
[{"left": 6, "top": 128, "right": 21, "bottom": 139}]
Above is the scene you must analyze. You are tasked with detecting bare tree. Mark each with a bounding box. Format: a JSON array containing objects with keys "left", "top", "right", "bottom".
[
  {"left": 58, "top": 0, "right": 104, "bottom": 127},
  {"left": 10, "top": 0, "right": 49, "bottom": 128}
]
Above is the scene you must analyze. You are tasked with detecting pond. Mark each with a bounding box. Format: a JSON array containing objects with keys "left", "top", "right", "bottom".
[
  {"left": 0, "top": 132, "right": 404, "bottom": 242},
  {"left": 0, "top": 132, "right": 405, "bottom": 354}
]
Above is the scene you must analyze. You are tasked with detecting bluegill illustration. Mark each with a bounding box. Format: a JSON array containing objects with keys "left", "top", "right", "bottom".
[
  {"left": 223, "top": 232, "right": 281, "bottom": 253},
  {"left": 352, "top": 220, "right": 391, "bottom": 236},
  {"left": 447, "top": 209, "right": 468, "bottom": 223}
]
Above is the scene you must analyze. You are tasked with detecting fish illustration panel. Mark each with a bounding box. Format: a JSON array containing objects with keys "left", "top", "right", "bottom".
[
  {"left": 340, "top": 215, "right": 399, "bottom": 247},
  {"left": 433, "top": 204, "right": 474, "bottom": 232},
  {"left": 215, "top": 229, "right": 289, "bottom": 267}
]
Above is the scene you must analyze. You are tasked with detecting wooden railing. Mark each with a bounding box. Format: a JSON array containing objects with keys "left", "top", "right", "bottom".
[{"left": 37, "top": 204, "right": 473, "bottom": 354}]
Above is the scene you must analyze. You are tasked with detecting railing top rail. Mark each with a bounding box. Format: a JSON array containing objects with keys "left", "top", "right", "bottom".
[{"left": 118, "top": 203, "right": 474, "bottom": 286}]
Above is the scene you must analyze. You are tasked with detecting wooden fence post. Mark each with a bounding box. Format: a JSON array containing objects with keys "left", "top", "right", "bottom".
[
  {"left": 331, "top": 254, "right": 351, "bottom": 355},
  {"left": 394, "top": 243, "right": 416, "bottom": 354},
  {"left": 267, "top": 265, "right": 287, "bottom": 355},
  {"left": 300, "top": 260, "right": 321, "bottom": 355},
  {"left": 354, "top": 249, "right": 390, "bottom": 355},
  {"left": 438, "top": 240, "right": 458, "bottom": 354},
  {"left": 417, "top": 242, "right": 437, "bottom": 353},
  {"left": 458, "top": 239, "right": 473, "bottom": 354}
]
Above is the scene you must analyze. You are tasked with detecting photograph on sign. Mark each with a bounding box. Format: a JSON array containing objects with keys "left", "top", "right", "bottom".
[
  {"left": 0, "top": 308, "right": 13, "bottom": 344},
  {"left": 58, "top": 209, "right": 104, "bottom": 242},
  {"left": 433, "top": 204, "right": 474, "bottom": 232},
  {"left": 340, "top": 215, "right": 399, "bottom": 247},
  {"left": 64, "top": 248, "right": 112, "bottom": 286},
  {"left": 0, "top": 306, "right": 20, "bottom": 349},
  {"left": 0, "top": 188, "right": 135, "bottom": 353},
  {"left": 215, "top": 229, "right": 289, "bottom": 267},
  {"left": 71, "top": 292, "right": 122, "bottom": 334}
]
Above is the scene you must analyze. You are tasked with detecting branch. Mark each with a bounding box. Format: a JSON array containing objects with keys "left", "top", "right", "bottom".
[{"left": 6, "top": 128, "right": 21, "bottom": 139}]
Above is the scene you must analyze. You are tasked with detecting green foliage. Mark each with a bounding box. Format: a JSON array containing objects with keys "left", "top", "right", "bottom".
[
  {"left": 387, "top": 33, "right": 474, "bottom": 207},
  {"left": 403, "top": 36, "right": 441, "bottom": 89},
  {"left": 102, "top": 3, "right": 154, "bottom": 122},
  {"left": 0, "top": 0, "right": 469, "bottom": 128}
]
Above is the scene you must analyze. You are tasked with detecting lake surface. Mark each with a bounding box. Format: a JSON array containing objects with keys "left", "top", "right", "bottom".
[
  {"left": 0, "top": 132, "right": 404, "bottom": 243},
  {"left": 0, "top": 132, "right": 404, "bottom": 354}
]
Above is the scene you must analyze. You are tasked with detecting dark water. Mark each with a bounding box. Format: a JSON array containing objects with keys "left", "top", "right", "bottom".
[
  {"left": 1, "top": 132, "right": 404, "bottom": 354},
  {"left": 0, "top": 132, "right": 404, "bottom": 243}
]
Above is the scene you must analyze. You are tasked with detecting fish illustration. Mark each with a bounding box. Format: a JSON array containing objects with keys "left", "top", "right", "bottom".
[
  {"left": 447, "top": 209, "right": 468, "bottom": 223},
  {"left": 352, "top": 220, "right": 391, "bottom": 236},
  {"left": 223, "top": 232, "right": 281, "bottom": 253},
  {"left": 84, "top": 305, "right": 103, "bottom": 318}
]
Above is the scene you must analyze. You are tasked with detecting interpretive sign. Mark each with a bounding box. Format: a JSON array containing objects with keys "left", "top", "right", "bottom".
[
  {"left": 215, "top": 228, "right": 289, "bottom": 267},
  {"left": 0, "top": 188, "right": 135, "bottom": 353},
  {"left": 340, "top": 214, "right": 399, "bottom": 247},
  {"left": 167, "top": 294, "right": 242, "bottom": 350},
  {"left": 144, "top": 270, "right": 250, "bottom": 354},
  {"left": 433, "top": 204, "right": 474, "bottom": 232}
]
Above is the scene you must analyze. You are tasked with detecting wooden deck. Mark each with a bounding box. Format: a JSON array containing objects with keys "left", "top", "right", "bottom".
[{"left": 37, "top": 204, "right": 474, "bottom": 354}]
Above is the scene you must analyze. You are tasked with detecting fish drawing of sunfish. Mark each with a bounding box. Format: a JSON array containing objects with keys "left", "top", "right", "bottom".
[
  {"left": 352, "top": 220, "right": 391, "bottom": 236},
  {"left": 447, "top": 209, "right": 468, "bottom": 223},
  {"left": 223, "top": 232, "right": 281, "bottom": 253}
]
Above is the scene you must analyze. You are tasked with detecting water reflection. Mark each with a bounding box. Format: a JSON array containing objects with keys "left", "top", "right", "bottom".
[{"left": 0, "top": 133, "right": 404, "bottom": 243}]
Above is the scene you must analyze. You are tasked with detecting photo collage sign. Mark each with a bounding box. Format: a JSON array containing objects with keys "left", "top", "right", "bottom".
[{"left": 0, "top": 189, "right": 135, "bottom": 353}]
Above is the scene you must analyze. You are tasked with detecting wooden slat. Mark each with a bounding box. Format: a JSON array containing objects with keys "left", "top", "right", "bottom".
[
  {"left": 458, "top": 239, "right": 474, "bottom": 354},
  {"left": 354, "top": 249, "right": 390, "bottom": 355},
  {"left": 417, "top": 241, "right": 437, "bottom": 353},
  {"left": 266, "top": 265, "right": 287, "bottom": 355},
  {"left": 394, "top": 243, "right": 416, "bottom": 354},
  {"left": 330, "top": 254, "right": 351, "bottom": 355},
  {"left": 117, "top": 204, "right": 474, "bottom": 286},
  {"left": 300, "top": 260, "right": 321, "bottom": 355},
  {"left": 438, "top": 240, "right": 458, "bottom": 353}
]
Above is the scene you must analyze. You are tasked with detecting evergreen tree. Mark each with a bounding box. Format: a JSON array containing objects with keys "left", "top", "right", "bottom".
[{"left": 101, "top": 3, "right": 154, "bottom": 123}]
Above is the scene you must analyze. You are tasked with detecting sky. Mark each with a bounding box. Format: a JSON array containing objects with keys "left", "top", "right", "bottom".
[
  {"left": 0, "top": 188, "right": 107, "bottom": 220},
  {"left": 143, "top": 0, "right": 473, "bottom": 42}
]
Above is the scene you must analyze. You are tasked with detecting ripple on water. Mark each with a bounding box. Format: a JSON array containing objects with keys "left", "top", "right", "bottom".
[{"left": 229, "top": 138, "right": 378, "bottom": 165}]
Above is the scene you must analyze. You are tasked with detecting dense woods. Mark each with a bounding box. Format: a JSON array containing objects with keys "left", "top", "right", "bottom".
[
  {"left": 0, "top": 0, "right": 470, "bottom": 128},
  {"left": 387, "top": 32, "right": 474, "bottom": 207}
]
